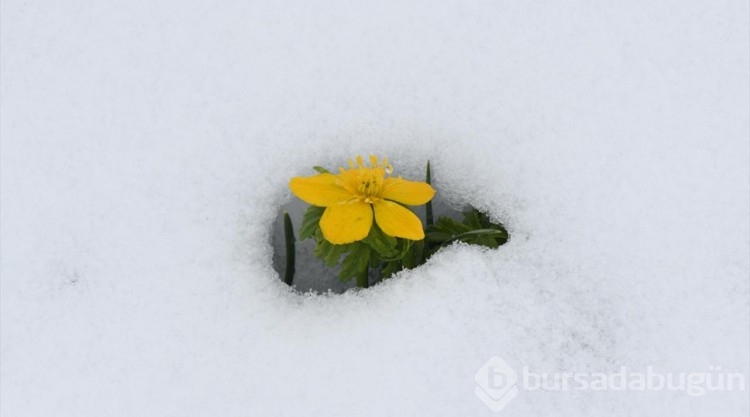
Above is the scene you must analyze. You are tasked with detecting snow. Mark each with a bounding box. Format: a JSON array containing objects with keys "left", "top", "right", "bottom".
[{"left": 1, "top": 0, "right": 748, "bottom": 416}]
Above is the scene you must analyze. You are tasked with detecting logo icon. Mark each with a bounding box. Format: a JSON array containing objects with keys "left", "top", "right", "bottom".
[{"left": 475, "top": 356, "right": 518, "bottom": 412}]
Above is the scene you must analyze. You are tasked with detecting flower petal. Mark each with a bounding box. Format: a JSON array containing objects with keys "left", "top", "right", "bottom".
[
  {"left": 289, "top": 174, "right": 353, "bottom": 207},
  {"left": 320, "top": 202, "right": 373, "bottom": 244},
  {"left": 381, "top": 177, "right": 435, "bottom": 206},
  {"left": 373, "top": 200, "right": 425, "bottom": 241}
]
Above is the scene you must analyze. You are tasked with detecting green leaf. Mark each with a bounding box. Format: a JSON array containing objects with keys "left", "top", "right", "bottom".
[
  {"left": 325, "top": 244, "right": 350, "bottom": 266},
  {"left": 426, "top": 216, "right": 472, "bottom": 243},
  {"left": 380, "top": 260, "right": 402, "bottom": 280},
  {"left": 411, "top": 239, "right": 425, "bottom": 268},
  {"left": 362, "top": 223, "right": 398, "bottom": 258},
  {"left": 425, "top": 208, "right": 510, "bottom": 251},
  {"left": 312, "top": 166, "right": 331, "bottom": 174},
  {"left": 425, "top": 161, "right": 434, "bottom": 227},
  {"left": 448, "top": 228, "right": 508, "bottom": 245},
  {"left": 378, "top": 238, "right": 412, "bottom": 262},
  {"left": 299, "top": 205, "right": 326, "bottom": 240},
  {"left": 401, "top": 239, "right": 421, "bottom": 269},
  {"left": 440, "top": 216, "right": 473, "bottom": 234},
  {"left": 424, "top": 230, "right": 455, "bottom": 242},
  {"left": 464, "top": 208, "right": 509, "bottom": 239},
  {"left": 339, "top": 243, "right": 371, "bottom": 282},
  {"left": 283, "top": 212, "right": 295, "bottom": 286},
  {"left": 312, "top": 237, "right": 352, "bottom": 267},
  {"left": 463, "top": 208, "right": 482, "bottom": 229}
]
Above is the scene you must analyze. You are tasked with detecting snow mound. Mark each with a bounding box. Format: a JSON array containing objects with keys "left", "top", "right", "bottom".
[{"left": 2, "top": 1, "right": 747, "bottom": 416}]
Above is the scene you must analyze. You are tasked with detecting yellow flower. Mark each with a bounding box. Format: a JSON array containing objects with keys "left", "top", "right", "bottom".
[{"left": 289, "top": 155, "right": 436, "bottom": 244}]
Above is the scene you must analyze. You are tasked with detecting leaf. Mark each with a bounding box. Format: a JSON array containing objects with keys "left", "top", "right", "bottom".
[
  {"left": 362, "top": 223, "right": 398, "bottom": 258},
  {"left": 313, "top": 238, "right": 352, "bottom": 267},
  {"left": 378, "top": 238, "right": 411, "bottom": 262},
  {"left": 463, "top": 208, "right": 483, "bottom": 229},
  {"left": 472, "top": 210, "right": 509, "bottom": 246},
  {"left": 339, "top": 243, "right": 371, "bottom": 282},
  {"left": 448, "top": 228, "right": 508, "bottom": 245},
  {"left": 380, "top": 260, "right": 402, "bottom": 280},
  {"left": 299, "top": 205, "right": 326, "bottom": 240},
  {"left": 426, "top": 216, "right": 471, "bottom": 243},
  {"left": 424, "top": 230, "right": 455, "bottom": 242},
  {"left": 312, "top": 166, "right": 331, "bottom": 174},
  {"left": 401, "top": 239, "right": 422, "bottom": 269},
  {"left": 283, "top": 212, "right": 295, "bottom": 286},
  {"left": 425, "top": 161, "right": 433, "bottom": 227},
  {"left": 466, "top": 208, "right": 509, "bottom": 240},
  {"left": 425, "top": 208, "right": 510, "bottom": 251}
]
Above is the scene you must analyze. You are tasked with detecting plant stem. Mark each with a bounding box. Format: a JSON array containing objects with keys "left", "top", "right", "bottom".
[
  {"left": 423, "top": 161, "right": 435, "bottom": 265},
  {"left": 425, "top": 160, "right": 434, "bottom": 227},
  {"left": 356, "top": 261, "right": 369, "bottom": 289},
  {"left": 283, "top": 212, "right": 295, "bottom": 286}
]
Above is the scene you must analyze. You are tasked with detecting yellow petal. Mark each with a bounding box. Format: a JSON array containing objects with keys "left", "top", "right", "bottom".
[
  {"left": 320, "top": 202, "right": 373, "bottom": 244},
  {"left": 380, "top": 177, "right": 436, "bottom": 206},
  {"left": 373, "top": 200, "right": 425, "bottom": 241},
  {"left": 289, "top": 174, "right": 353, "bottom": 207}
]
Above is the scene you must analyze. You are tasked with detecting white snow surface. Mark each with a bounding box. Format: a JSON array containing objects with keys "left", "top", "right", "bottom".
[{"left": 1, "top": 1, "right": 748, "bottom": 416}]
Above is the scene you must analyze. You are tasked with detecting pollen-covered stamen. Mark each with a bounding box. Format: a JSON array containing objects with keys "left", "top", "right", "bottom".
[
  {"left": 355, "top": 171, "right": 383, "bottom": 197},
  {"left": 335, "top": 154, "right": 395, "bottom": 203}
]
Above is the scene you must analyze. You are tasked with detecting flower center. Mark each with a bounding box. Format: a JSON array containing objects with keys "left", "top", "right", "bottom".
[
  {"left": 355, "top": 170, "right": 382, "bottom": 199},
  {"left": 338, "top": 155, "right": 393, "bottom": 203}
]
